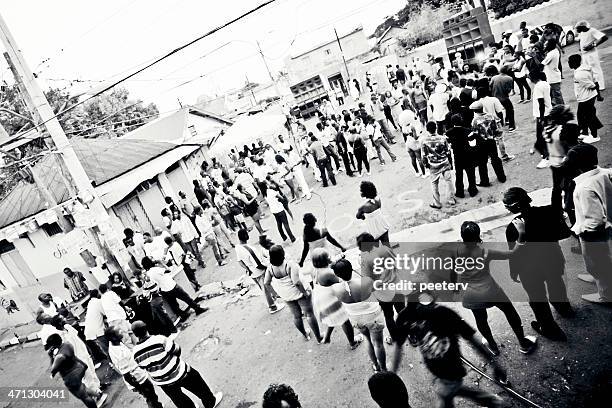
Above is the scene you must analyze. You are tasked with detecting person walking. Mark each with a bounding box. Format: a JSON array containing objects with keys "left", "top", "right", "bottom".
[
  {"left": 503, "top": 187, "right": 574, "bottom": 341},
  {"left": 264, "top": 245, "right": 323, "bottom": 343},
  {"left": 163, "top": 236, "right": 201, "bottom": 292},
  {"left": 264, "top": 181, "right": 296, "bottom": 243},
  {"left": 331, "top": 258, "right": 388, "bottom": 373},
  {"left": 395, "top": 293, "right": 507, "bottom": 408},
  {"left": 170, "top": 208, "right": 204, "bottom": 268},
  {"left": 194, "top": 205, "right": 229, "bottom": 266},
  {"left": 83, "top": 290, "right": 109, "bottom": 361},
  {"left": 366, "top": 115, "right": 396, "bottom": 166},
  {"left": 457, "top": 221, "right": 538, "bottom": 355},
  {"left": 105, "top": 327, "right": 163, "bottom": 408},
  {"left": 490, "top": 66, "right": 516, "bottom": 131},
  {"left": 428, "top": 83, "right": 450, "bottom": 135},
  {"left": 236, "top": 228, "right": 284, "bottom": 314},
  {"left": 398, "top": 104, "right": 426, "bottom": 178},
  {"left": 347, "top": 126, "right": 371, "bottom": 177},
  {"left": 99, "top": 284, "right": 134, "bottom": 345},
  {"left": 565, "top": 144, "right": 612, "bottom": 304},
  {"left": 141, "top": 256, "right": 207, "bottom": 321},
  {"left": 311, "top": 248, "right": 363, "bottom": 349},
  {"left": 132, "top": 321, "right": 223, "bottom": 408},
  {"left": 46, "top": 334, "right": 108, "bottom": 408},
  {"left": 421, "top": 121, "right": 456, "bottom": 209},
  {"left": 512, "top": 51, "right": 531, "bottom": 103}
]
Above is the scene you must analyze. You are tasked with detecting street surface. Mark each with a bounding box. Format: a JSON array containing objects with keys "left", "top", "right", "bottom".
[{"left": 1, "top": 32, "right": 612, "bottom": 408}]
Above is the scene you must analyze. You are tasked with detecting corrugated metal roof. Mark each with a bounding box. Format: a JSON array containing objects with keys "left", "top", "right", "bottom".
[{"left": 0, "top": 138, "right": 181, "bottom": 229}]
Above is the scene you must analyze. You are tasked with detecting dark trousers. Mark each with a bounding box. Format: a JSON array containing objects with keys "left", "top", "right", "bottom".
[
  {"left": 67, "top": 382, "right": 97, "bottom": 408},
  {"left": 436, "top": 120, "right": 446, "bottom": 135},
  {"left": 273, "top": 210, "right": 295, "bottom": 241},
  {"left": 551, "top": 166, "right": 576, "bottom": 225},
  {"left": 124, "top": 373, "right": 163, "bottom": 408},
  {"left": 317, "top": 158, "right": 336, "bottom": 187},
  {"left": 407, "top": 148, "right": 425, "bottom": 174},
  {"left": 161, "top": 367, "right": 216, "bottom": 408},
  {"left": 85, "top": 339, "right": 108, "bottom": 364},
  {"left": 472, "top": 302, "right": 525, "bottom": 347},
  {"left": 325, "top": 146, "right": 341, "bottom": 170},
  {"left": 379, "top": 301, "right": 406, "bottom": 344},
  {"left": 162, "top": 285, "right": 201, "bottom": 319},
  {"left": 455, "top": 158, "right": 477, "bottom": 195},
  {"left": 354, "top": 148, "right": 370, "bottom": 173},
  {"left": 339, "top": 150, "right": 354, "bottom": 175},
  {"left": 515, "top": 76, "right": 531, "bottom": 100},
  {"left": 478, "top": 140, "right": 505, "bottom": 184},
  {"left": 499, "top": 98, "right": 515, "bottom": 129},
  {"left": 521, "top": 267, "right": 570, "bottom": 332},
  {"left": 577, "top": 97, "right": 603, "bottom": 137},
  {"left": 182, "top": 262, "right": 200, "bottom": 291},
  {"left": 534, "top": 118, "right": 549, "bottom": 158},
  {"left": 150, "top": 295, "right": 177, "bottom": 336}
]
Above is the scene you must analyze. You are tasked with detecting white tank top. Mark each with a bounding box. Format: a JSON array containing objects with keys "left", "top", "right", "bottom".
[{"left": 364, "top": 199, "right": 390, "bottom": 240}]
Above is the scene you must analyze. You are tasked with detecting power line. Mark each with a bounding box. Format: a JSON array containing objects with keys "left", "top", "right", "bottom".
[{"left": 4, "top": 0, "right": 280, "bottom": 144}]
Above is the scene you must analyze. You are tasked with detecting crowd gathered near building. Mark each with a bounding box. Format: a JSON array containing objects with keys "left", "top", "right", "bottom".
[{"left": 32, "top": 17, "right": 611, "bottom": 408}]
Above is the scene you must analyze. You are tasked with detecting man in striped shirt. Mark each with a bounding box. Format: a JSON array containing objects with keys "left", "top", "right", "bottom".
[{"left": 132, "top": 321, "right": 223, "bottom": 408}]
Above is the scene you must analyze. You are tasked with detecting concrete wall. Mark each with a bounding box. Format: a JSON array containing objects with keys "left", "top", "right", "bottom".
[
  {"left": 489, "top": 0, "right": 611, "bottom": 39},
  {"left": 286, "top": 28, "right": 371, "bottom": 83}
]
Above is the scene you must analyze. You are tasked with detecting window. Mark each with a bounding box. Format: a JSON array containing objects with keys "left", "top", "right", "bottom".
[
  {"left": 0, "top": 240, "right": 16, "bottom": 255},
  {"left": 41, "top": 222, "right": 63, "bottom": 236}
]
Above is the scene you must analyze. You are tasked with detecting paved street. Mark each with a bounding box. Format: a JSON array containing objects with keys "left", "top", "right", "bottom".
[{"left": 2, "top": 26, "right": 612, "bottom": 408}]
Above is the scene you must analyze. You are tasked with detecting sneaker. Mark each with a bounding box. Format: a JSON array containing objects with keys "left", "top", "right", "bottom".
[
  {"left": 213, "top": 391, "right": 224, "bottom": 408},
  {"left": 507, "top": 127, "right": 516, "bottom": 132},
  {"left": 269, "top": 303, "right": 286, "bottom": 314},
  {"left": 582, "top": 136, "right": 601, "bottom": 144},
  {"left": 94, "top": 362, "right": 102, "bottom": 369},
  {"left": 581, "top": 293, "right": 608, "bottom": 304},
  {"left": 195, "top": 307, "right": 209, "bottom": 316},
  {"left": 366, "top": 171, "right": 372, "bottom": 176},
  {"left": 529, "top": 148, "right": 535, "bottom": 155},
  {"left": 96, "top": 393, "right": 108, "bottom": 408},
  {"left": 218, "top": 260, "right": 228, "bottom": 266},
  {"left": 482, "top": 338, "right": 500, "bottom": 356},
  {"left": 358, "top": 172, "right": 363, "bottom": 178},
  {"left": 350, "top": 334, "right": 364, "bottom": 350},
  {"left": 536, "top": 158, "right": 550, "bottom": 169},
  {"left": 502, "top": 154, "right": 516, "bottom": 162},
  {"left": 429, "top": 203, "right": 442, "bottom": 209},
  {"left": 415, "top": 171, "right": 422, "bottom": 177},
  {"left": 447, "top": 199, "right": 457, "bottom": 206},
  {"left": 578, "top": 274, "right": 596, "bottom": 283},
  {"left": 519, "top": 335, "right": 538, "bottom": 354},
  {"left": 530, "top": 321, "right": 567, "bottom": 341}
]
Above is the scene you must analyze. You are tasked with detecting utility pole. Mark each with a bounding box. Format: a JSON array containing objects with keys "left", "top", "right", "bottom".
[
  {"left": 334, "top": 27, "right": 351, "bottom": 85},
  {"left": 244, "top": 73, "right": 257, "bottom": 106},
  {"left": 0, "top": 12, "right": 130, "bottom": 274},
  {"left": 256, "top": 40, "right": 281, "bottom": 99}
]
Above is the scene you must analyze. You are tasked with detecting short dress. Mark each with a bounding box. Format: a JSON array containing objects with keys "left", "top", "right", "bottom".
[{"left": 458, "top": 248, "right": 510, "bottom": 309}]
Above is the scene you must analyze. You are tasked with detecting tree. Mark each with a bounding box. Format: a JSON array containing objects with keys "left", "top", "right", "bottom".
[
  {"left": 371, "top": 0, "right": 462, "bottom": 39},
  {"left": 0, "top": 85, "right": 159, "bottom": 139}
]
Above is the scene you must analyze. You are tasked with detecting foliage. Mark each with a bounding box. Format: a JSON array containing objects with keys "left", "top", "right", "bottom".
[
  {"left": 0, "top": 85, "right": 158, "bottom": 139},
  {"left": 489, "top": 0, "right": 550, "bottom": 19},
  {"left": 397, "top": 4, "right": 454, "bottom": 50},
  {"left": 371, "top": 0, "right": 462, "bottom": 39}
]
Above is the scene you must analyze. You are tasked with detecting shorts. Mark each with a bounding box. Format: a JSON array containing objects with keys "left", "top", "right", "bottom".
[{"left": 349, "top": 309, "right": 385, "bottom": 333}]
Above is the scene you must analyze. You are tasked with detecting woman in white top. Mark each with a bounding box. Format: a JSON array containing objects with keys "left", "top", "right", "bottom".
[
  {"left": 311, "top": 248, "right": 362, "bottom": 349},
  {"left": 331, "top": 258, "right": 387, "bottom": 372},
  {"left": 512, "top": 51, "right": 531, "bottom": 103},
  {"left": 274, "top": 154, "right": 297, "bottom": 201},
  {"left": 264, "top": 245, "right": 323, "bottom": 342},
  {"left": 264, "top": 182, "right": 295, "bottom": 243},
  {"left": 356, "top": 181, "right": 391, "bottom": 246}
]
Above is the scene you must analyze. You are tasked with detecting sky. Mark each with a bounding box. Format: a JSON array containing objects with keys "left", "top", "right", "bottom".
[{"left": 1, "top": 0, "right": 406, "bottom": 113}]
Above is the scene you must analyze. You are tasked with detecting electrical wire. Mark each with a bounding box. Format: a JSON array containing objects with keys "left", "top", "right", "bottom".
[{"left": 3, "top": 0, "right": 280, "bottom": 145}]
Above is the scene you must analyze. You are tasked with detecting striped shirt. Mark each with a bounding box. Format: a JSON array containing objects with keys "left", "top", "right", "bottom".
[{"left": 133, "top": 335, "right": 187, "bottom": 385}]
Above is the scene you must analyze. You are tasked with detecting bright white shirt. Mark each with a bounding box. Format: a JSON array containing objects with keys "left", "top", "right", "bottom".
[
  {"left": 210, "top": 168, "right": 224, "bottom": 183},
  {"left": 147, "top": 266, "right": 176, "bottom": 292},
  {"left": 579, "top": 28, "right": 605, "bottom": 58},
  {"left": 195, "top": 214, "right": 214, "bottom": 237},
  {"left": 165, "top": 242, "right": 186, "bottom": 266},
  {"left": 542, "top": 48, "right": 562, "bottom": 84},
  {"left": 573, "top": 65, "right": 598, "bottom": 102},
  {"left": 236, "top": 244, "right": 269, "bottom": 278},
  {"left": 170, "top": 216, "right": 197, "bottom": 243},
  {"left": 235, "top": 173, "right": 258, "bottom": 197},
  {"left": 532, "top": 81, "right": 552, "bottom": 118},
  {"left": 89, "top": 265, "right": 110, "bottom": 285},
  {"left": 101, "top": 291, "right": 126, "bottom": 322},
  {"left": 428, "top": 92, "right": 450, "bottom": 122},
  {"left": 109, "top": 343, "right": 148, "bottom": 383},
  {"left": 84, "top": 298, "right": 106, "bottom": 340},
  {"left": 265, "top": 189, "right": 285, "bottom": 214},
  {"left": 398, "top": 109, "right": 422, "bottom": 134},
  {"left": 143, "top": 238, "right": 166, "bottom": 262},
  {"left": 481, "top": 96, "right": 506, "bottom": 118},
  {"left": 366, "top": 123, "right": 382, "bottom": 141},
  {"left": 572, "top": 167, "right": 612, "bottom": 235}
]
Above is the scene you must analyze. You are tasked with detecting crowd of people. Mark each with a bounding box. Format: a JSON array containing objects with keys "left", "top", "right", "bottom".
[{"left": 29, "top": 17, "right": 611, "bottom": 408}]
